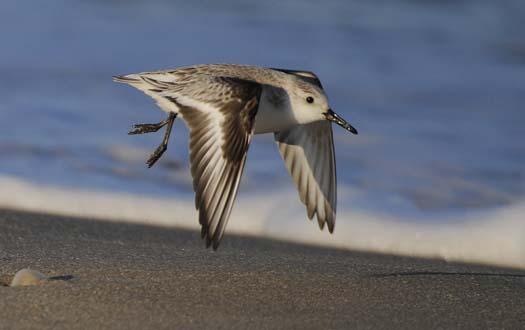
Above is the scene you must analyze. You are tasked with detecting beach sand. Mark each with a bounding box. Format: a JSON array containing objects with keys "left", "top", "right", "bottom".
[{"left": 0, "top": 209, "right": 524, "bottom": 329}]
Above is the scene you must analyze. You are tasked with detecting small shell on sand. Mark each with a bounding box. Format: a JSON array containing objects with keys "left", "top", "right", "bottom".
[{"left": 10, "top": 269, "right": 48, "bottom": 287}]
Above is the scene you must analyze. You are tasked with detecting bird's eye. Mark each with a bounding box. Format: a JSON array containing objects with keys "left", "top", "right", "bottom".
[{"left": 306, "top": 96, "right": 314, "bottom": 104}]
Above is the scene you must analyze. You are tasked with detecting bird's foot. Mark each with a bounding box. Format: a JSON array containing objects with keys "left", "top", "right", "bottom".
[
  {"left": 146, "top": 143, "right": 167, "bottom": 168},
  {"left": 128, "top": 122, "right": 166, "bottom": 135},
  {"left": 131, "top": 113, "right": 177, "bottom": 168}
]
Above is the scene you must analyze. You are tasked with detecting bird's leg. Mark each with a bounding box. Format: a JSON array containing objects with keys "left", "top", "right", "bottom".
[
  {"left": 139, "top": 113, "right": 177, "bottom": 168},
  {"left": 128, "top": 116, "right": 172, "bottom": 135}
]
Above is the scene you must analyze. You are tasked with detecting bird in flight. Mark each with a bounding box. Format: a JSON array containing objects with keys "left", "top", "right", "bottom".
[{"left": 113, "top": 64, "right": 358, "bottom": 249}]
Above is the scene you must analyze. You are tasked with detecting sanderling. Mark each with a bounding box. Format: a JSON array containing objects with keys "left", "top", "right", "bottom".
[{"left": 113, "top": 64, "right": 357, "bottom": 249}]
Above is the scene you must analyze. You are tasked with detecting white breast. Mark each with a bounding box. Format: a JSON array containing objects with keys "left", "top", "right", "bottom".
[{"left": 254, "top": 86, "right": 298, "bottom": 134}]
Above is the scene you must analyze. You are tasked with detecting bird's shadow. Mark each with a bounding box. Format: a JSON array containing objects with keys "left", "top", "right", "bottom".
[
  {"left": 49, "top": 275, "right": 75, "bottom": 281},
  {"left": 369, "top": 271, "right": 525, "bottom": 278}
]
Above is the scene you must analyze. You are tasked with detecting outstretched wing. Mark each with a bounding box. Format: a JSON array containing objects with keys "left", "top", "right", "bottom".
[
  {"left": 275, "top": 121, "right": 337, "bottom": 232},
  {"left": 168, "top": 78, "right": 262, "bottom": 249},
  {"left": 114, "top": 72, "right": 262, "bottom": 248}
]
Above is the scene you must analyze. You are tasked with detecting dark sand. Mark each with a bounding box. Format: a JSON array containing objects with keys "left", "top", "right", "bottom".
[{"left": 0, "top": 209, "right": 524, "bottom": 329}]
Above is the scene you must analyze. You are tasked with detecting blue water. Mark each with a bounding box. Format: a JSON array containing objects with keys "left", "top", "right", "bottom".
[{"left": 1, "top": 0, "right": 524, "bottom": 218}]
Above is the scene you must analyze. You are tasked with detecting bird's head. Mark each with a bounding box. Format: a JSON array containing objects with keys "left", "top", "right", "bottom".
[{"left": 289, "top": 78, "right": 358, "bottom": 135}]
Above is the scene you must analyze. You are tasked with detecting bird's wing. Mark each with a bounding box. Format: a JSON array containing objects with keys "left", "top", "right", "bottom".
[
  {"left": 274, "top": 121, "right": 337, "bottom": 232},
  {"left": 165, "top": 77, "right": 262, "bottom": 249},
  {"left": 270, "top": 68, "right": 324, "bottom": 89}
]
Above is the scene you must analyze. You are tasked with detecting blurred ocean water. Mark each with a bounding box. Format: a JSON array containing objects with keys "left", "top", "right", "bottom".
[{"left": 0, "top": 0, "right": 524, "bottom": 264}]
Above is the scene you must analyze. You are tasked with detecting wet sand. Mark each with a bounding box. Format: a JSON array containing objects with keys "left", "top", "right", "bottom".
[{"left": 0, "top": 209, "right": 524, "bottom": 329}]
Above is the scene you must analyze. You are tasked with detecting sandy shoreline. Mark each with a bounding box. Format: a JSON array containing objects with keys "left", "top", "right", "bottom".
[
  {"left": 3, "top": 175, "right": 525, "bottom": 270},
  {"left": 0, "top": 209, "right": 524, "bottom": 329}
]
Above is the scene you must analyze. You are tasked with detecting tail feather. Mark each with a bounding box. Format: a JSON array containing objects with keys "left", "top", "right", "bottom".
[
  {"left": 112, "top": 74, "right": 140, "bottom": 84},
  {"left": 113, "top": 72, "right": 179, "bottom": 114}
]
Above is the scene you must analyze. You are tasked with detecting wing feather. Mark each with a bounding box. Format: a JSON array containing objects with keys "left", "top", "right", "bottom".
[
  {"left": 275, "top": 121, "right": 337, "bottom": 232},
  {"left": 165, "top": 78, "right": 261, "bottom": 249}
]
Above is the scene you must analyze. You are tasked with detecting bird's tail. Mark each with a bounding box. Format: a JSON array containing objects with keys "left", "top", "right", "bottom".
[
  {"left": 112, "top": 74, "right": 141, "bottom": 84},
  {"left": 112, "top": 73, "right": 180, "bottom": 114}
]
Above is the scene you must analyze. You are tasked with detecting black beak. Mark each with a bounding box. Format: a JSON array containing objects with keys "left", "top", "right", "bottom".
[{"left": 324, "top": 109, "right": 358, "bottom": 134}]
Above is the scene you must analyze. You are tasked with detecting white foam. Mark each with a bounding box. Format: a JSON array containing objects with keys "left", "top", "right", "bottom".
[{"left": 1, "top": 175, "right": 524, "bottom": 269}]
